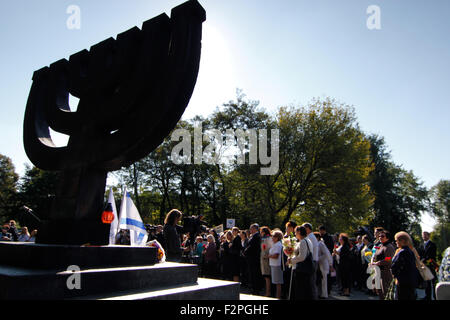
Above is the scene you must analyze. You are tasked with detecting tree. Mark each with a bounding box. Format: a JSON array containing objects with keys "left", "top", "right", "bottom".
[
  {"left": 368, "top": 135, "right": 429, "bottom": 236},
  {"left": 429, "top": 180, "right": 450, "bottom": 257},
  {"left": 18, "top": 165, "right": 59, "bottom": 221},
  {"left": 430, "top": 180, "right": 450, "bottom": 224},
  {"left": 274, "top": 99, "right": 374, "bottom": 232},
  {"left": 0, "top": 154, "right": 19, "bottom": 221}
]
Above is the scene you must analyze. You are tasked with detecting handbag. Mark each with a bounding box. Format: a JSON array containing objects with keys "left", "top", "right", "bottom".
[
  {"left": 418, "top": 264, "right": 434, "bottom": 281},
  {"left": 296, "top": 239, "right": 314, "bottom": 275}
]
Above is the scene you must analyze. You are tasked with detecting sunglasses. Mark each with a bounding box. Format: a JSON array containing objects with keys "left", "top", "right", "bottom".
[{"left": 379, "top": 235, "right": 386, "bottom": 238}]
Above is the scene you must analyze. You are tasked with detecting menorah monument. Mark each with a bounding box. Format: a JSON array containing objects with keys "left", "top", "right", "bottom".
[{"left": 23, "top": 0, "right": 205, "bottom": 245}]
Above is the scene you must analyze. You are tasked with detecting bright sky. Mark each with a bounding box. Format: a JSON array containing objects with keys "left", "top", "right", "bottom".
[{"left": 0, "top": 0, "right": 449, "bottom": 231}]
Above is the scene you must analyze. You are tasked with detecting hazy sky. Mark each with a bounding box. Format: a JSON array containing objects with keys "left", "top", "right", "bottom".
[{"left": 0, "top": 0, "right": 449, "bottom": 230}]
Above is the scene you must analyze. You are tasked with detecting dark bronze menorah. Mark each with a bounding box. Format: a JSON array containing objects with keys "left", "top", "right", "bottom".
[{"left": 23, "top": 0, "right": 206, "bottom": 245}]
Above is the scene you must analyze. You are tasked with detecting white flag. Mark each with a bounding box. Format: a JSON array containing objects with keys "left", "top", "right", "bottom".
[
  {"left": 107, "top": 188, "right": 119, "bottom": 245},
  {"left": 118, "top": 188, "right": 148, "bottom": 246}
]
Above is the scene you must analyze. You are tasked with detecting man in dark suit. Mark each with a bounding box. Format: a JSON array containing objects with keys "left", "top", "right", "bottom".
[
  {"left": 319, "top": 226, "right": 334, "bottom": 254},
  {"left": 419, "top": 231, "right": 437, "bottom": 300},
  {"left": 243, "top": 223, "right": 262, "bottom": 295}
]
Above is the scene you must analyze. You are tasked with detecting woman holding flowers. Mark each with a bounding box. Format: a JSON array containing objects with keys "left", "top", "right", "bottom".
[
  {"left": 360, "top": 235, "right": 373, "bottom": 293},
  {"left": 288, "top": 226, "right": 314, "bottom": 300}
]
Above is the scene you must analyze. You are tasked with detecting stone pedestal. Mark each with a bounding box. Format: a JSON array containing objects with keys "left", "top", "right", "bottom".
[
  {"left": 0, "top": 242, "right": 240, "bottom": 300},
  {"left": 36, "top": 219, "right": 110, "bottom": 246}
]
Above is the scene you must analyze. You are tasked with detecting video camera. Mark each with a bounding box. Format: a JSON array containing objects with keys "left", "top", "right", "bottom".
[
  {"left": 181, "top": 215, "right": 208, "bottom": 239},
  {"left": 145, "top": 224, "right": 162, "bottom": 241}
]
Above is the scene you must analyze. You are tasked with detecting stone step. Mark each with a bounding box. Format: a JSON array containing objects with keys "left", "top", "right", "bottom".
[
  {"left": 0, "top": 262, "right": 198, "bottom": 299},
  {"left": 85, "top": 277, "right": 240, "bottom": 300},
  {"left": 0, "top": 242, "right": 157, "bottom": 270}
]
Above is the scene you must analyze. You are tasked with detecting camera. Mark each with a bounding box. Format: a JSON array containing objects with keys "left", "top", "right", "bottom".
[
  {"left": 145, "top": 224, "right": 162, "bottom": 241},
  {"left": 181, "top": 215, "right": 208, "bottom": 239}
]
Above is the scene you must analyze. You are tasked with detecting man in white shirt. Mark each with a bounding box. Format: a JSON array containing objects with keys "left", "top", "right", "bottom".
[{"left": 302, "top": 223, "right": 319, "bottom": 300}]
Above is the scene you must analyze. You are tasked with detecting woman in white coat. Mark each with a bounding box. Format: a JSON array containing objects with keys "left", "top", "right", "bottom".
[{"left": 314, "top": 232, "right": 333, "bottom": 299}]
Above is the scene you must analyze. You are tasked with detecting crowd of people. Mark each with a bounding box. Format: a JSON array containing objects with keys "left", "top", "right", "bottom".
[
  {"left": 1, "top": 220, "right": 37, "bottom": 242},
  {"left": 2, "top": 211, "right": 449, "bottom": 301},
  {"left": 157, "top": 209, "right": 450, "bottom": 300}
]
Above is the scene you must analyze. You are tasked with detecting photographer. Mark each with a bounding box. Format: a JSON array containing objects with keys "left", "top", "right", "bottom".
[
  {"left": 163, "top": 209, "right": 185, "bottom": 262},
  {"left": 1, "top": 224, "right": 12, "bottom": 241},
  {"left": 7, "top": 220, "right": 19, "bottom": 242}
]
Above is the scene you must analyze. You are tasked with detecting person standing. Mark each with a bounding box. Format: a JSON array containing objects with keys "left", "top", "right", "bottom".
[
  {"left": 282, "top": 221, "right": 297, "bottom": 299},
  {"left": 243, "top": 224, "right": 263, "bottom": 295},
  {"left": 319, "top": 225, "right": 334, "bottom": 254},
  {"left": 7, "top": 220, "right": 19, "bottom": 242},
  {"left": 319, "top": 225, "right": 335, "bottom": 295},
  {"left": 221, "top": 231, "right": 234, "bottom": 280},
  {"left": 203, "top": 235, "right": 218, "bottom": 278},
  {"left": 419, "top": 231, "right": 437, "bottom": 300},
  {"left": 288, "top": 226, "right": 314, "bottom": 300},
  {"left": 360, "top": 235, "right": 373, "bottom": 293},
  {"left": 268, "top": 230, "right": 284, "bottom": 299},
  {"left": 230, "top": 227, "right": 242, "bottom": 283},
  {"left": 302, "top": 223, "right": 319, "bottom": 300},
  {"left": 372, "top": 230, "right": 395, "bottom": 300},
  {"left": 333, "top": 233, "right": 352, "bottom": 296},
  {"left": 260, "top": 226, "right": 273, "bottom": 297},
  {"left": 240, "top": 230, "right": 249, "bottom": 286},
  {"left": 18, "top": 227, "right": 31, "bottom": 242},
  {"left": 163, "top": 209, "right": 184, "bottom": 262},
  {"left": 354, "top": 235, "right": 364, "bottom": 290},
  {"left": 28, "top": 229, "right": 37, "bottom": 243},
  {"left": 391, "top": 232, "right": 419, "bottom": 300},
  {"left": 1, "top": 225, "right": 11, "bottom": 241},
  {"left": 314, "top": 232, "right": 333, "bottom": 299}
]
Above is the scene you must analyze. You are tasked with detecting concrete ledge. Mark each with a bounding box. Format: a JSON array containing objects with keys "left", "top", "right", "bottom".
[
  {"left": 94, "top": 277, "right": 240, "bottom": 300},
  {"left": 0, "top": 242, "right": 157, "bottom": 270},
  {"left": 0, "top": 262, "right": 198, "bottom": 299}
]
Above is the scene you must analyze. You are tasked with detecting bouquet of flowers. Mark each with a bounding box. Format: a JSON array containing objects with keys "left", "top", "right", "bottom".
[
  {"left": 282, "top": 234, "right": 296, "bottom": 267},
  {"left": 146, "top": 240, "right": 166, "bottom": 263},
  {"left": 426, "top": 258, "right": 440, "bottom": 272},
  {"left": 364, "top": 251, "right": 373, "bottom": 264},
  {"left": 282, "top": 233, "right": 297, "bottom": 300}
]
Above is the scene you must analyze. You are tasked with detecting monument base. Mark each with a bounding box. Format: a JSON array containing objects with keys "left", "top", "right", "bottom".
[
  {"left": 0, "top": 242, "right": 239, "bottom": 300},
  {"left": 36, "top": 219, "right": 110, "bottom": 245},
  {"left": 0, "top": 242, "right": 157, "bottom": 270}
]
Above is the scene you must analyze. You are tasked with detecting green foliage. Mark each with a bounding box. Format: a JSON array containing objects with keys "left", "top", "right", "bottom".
[
  {"left": 429, "top": 180, "right": 450, "bottom": 258},
  {"left": 430, "top": 180, "right": 450, "bottom": 224},
  {"left": 368, "top": 135, "right": 429, "bottom": 235},
  {"left": 18, "top": 165, "right": 59, "bottom": 220},
  {"left": 431, "top": 222, "right": 450, "bottom": 260},
  {"left": 0, "top": 154, "right": 19, "bottom": 221},
  {"left": 7, "top": 92, "right": 441, "bottom": 240},
  {"left": 115, "top": 95, "right": 376, "bottom": 234},
  {"left": 273, "top": 99, "right": 374, "bottom": 233}
]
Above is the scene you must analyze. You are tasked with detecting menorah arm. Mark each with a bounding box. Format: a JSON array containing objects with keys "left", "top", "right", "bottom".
[
  {"left": 23, "top": 67, "right": 67, "bottom": 171},
  {"left": 98, "top": 0, "right": 206, "bottom": 171},
  {"left": 45, "top": 59, "right": 81, "bottom": 136}
]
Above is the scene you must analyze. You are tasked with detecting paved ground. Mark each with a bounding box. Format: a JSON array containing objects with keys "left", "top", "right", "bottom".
[{"left": 239, "top": 283, "right": 427, "bottom": 300}]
